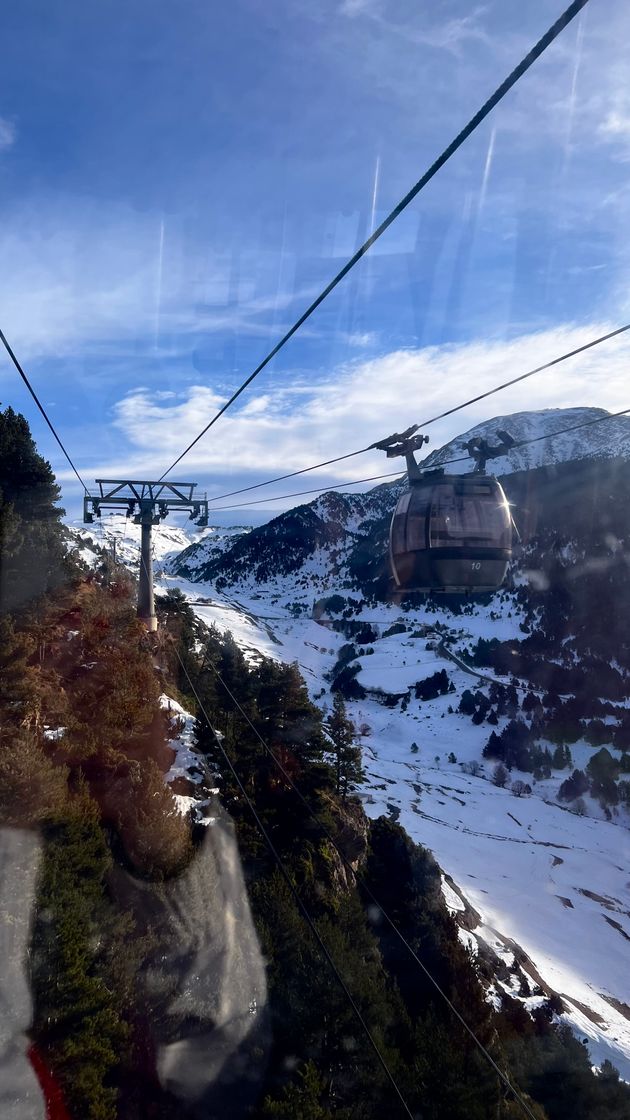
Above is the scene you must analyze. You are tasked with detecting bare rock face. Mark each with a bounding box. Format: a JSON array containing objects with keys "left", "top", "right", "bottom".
[
  {"left": 317, "top": 795, "right": 370, "bottom": 894},
  {"left": 335, "top": 798, "right": 370, "bottom": 870}
]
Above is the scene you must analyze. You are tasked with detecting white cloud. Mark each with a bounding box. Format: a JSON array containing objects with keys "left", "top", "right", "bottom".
[
  {"left": 103, "top": 323, "right": 630, "bottom": 496},
  {"left": 342, "top": 3, "right": 491, "bottom": 55},
  {"left": 601, "top": 111, "right": 630, "bottom": 137},
  {"left": 0, "top": 117, "right": 15, "bottom": 152},
  {"left": 0, "top": 200, "right": 319, "bottom": 362},
  {"left": 339, "top": 0, "right": 376, "bottom": 16},
  {"left": 347, "top": 331, "right": 377, "bottom": 348},
  {"left": 599, "top": 107, "right": 630, "bottom": 159}
]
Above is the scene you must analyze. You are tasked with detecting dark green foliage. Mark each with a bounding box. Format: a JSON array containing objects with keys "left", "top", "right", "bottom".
[
  {"left": 0, "top": 405, "right": 71, "bottom": 612},
  {"left": 382, "top": 622, "right": 407, "bottom": 639},
  {"left": 586, "top": 748, "right": 619, "bottom": 805},
  {"left": 263, "top": 1061, "right": 343, "bottom": 1118},
  {"left": 189, "top": 628, "right": 335, "bottom": 820},
  {"left": 326, "top": 693, "right": 365, "bottom": 800},
  {"left": 354, "top": 623, "right": 378, "bottom": 645},
  {"left": 414, "top": 668, "right": 451, "bottom": 701},
  {"left": 508, "top": 1024, "right": 630, "bottom": 1120},
  {"left": 552, "top": 745, "right": 572, "bottom": 770},
  {"left": 483, "top": 719, "right": 533, "bottom": 771},
  {"left": 320, "top": 594, "right": 347, "bottom": 615},
  {"left": 362, "top": 819, "right": 515, "bottom": 1120},
  {"left": 253, "top": 873, "right": 411, "bottom": 1118},
  {"left": 31, "top": 804, "right": 129, "bottom": 1120},
  {"left": 330, "top": 662, "right": 367, "bottom": 700},
  {"left": 471, "top": 636, "right": 500, "bottom": 667},
  {"left": 459, "top": 688, "right": 476, "bottom": 716},
  {"left": 613, "top": 712, "right": 630, "bottom": 751},
  {"left": 557, "top": 769, "right": 589, "bottom": 802}
]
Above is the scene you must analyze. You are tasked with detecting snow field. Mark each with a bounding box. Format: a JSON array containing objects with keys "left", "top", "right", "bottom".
[
  {"left": 157, "top": 579, "right": 630, "bottom": 1078},
  {"left": 159, "top": 695, "right": 217, "bottom": 824}
]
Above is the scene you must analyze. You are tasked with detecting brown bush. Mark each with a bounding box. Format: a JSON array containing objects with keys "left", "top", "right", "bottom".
[{"left": 0, "top": 733, "right": 68, "bottom": 826}]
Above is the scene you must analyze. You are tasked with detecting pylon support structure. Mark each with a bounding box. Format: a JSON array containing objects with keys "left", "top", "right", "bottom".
[{"left": 83, "top": 480, "right": 209, "bottom": 632}]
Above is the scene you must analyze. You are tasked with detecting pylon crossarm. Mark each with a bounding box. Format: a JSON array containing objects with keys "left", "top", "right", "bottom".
[
  {"left": 95, "top": 479, "right": 197, "bottom": 503},
  {"left": 83, "top": 479, "right": 209, "bottom": 631}
]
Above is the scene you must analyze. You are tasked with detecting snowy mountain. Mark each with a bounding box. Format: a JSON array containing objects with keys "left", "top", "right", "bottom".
[
  {"left": 67, "top": 406, "right": 630, "bottom": 1079},
  {"left": 422, "top": 406, "right": 630, "bottom": 475},
  {"left": 68, "top": 513, "right": 249, "bottom": 573},
  {"left": 168, "top": 406, "right": 630, "bottom": 601}
]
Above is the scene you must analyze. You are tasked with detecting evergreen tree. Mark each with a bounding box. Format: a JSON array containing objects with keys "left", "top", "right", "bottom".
[
  {"left": 586, "top": 748, "right": 618, "bottom": 806},
  {"left": 557, "top": 768, "right": 589, "bottom": 802},
  {"left": 492, "top": 763, "right": 509, "bottom": 788},
  {"left": 326, "top": 693, "right": 365, "bottom": 800},
  {"left": 0, "top": 405, "right": 69, "bottom": 611},
  {"left": 459, "top": 689, "right": 476, "bottom": 716},
  {"left": 483, "top": 730, "right": 504, "bottom": 761},
  {"left": 31, "top": 802, "right": 129, "bottom": 1120}
]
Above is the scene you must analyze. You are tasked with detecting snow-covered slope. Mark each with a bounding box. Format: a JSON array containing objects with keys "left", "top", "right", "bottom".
[
  {"left": 169, "top": 485, "right": 399, "bottom": 597},
  {"left": 423, "top": 407, "right": 630, "bottom": 475},
  {"left": 151, "top": 574, "right": 630, "bottom": 1079},
  {"left": 67, "top": 513, "right": 248, "bottom": 573}
]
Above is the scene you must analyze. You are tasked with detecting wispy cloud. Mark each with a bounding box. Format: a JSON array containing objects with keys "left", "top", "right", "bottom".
[
  {"left": 98, "top": 323, "right": 630, "bottom": 493},
  {"left": 340, "top": 2, "right": 491, "bottom": 56},
  {"left": 339, "top": 0, "right": 376, "bottom": 16},
  {"left": 0, "top": 117, "right": 15, "bottom": 152},
  {"left": 601, "top": 111, "right": 630, "bottom": 138},
  {"left": 0, "top": 200, "right": 321, "bottom": 361}
]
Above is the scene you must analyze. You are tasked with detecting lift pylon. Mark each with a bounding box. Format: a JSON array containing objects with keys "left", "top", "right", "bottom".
[{"left": 83, "top": 480, "right": 209, "bottom": 632}]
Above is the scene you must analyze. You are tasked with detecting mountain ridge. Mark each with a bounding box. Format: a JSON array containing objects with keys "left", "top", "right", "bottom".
[{"left": 169, "top": 406, "right": 630, "bottom": 598}]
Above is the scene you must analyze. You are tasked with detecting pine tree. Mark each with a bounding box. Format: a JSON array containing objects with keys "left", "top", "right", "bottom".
[
  {"left": 492, "top": 763, "right": 509, "bottom": 788},
  {"left": 0, "top": 405, "right": 69, "bottom": 612},
  {"left": 326, "top": 693, "right": 364, "bottom": 800},
  {"left": 458, "top": 689, "right": 476, "bottom": 716}
]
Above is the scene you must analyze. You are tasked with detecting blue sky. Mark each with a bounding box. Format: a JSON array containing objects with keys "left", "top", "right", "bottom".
[{"left": 2, "top": 0, "right": 630, "bottom": 520}]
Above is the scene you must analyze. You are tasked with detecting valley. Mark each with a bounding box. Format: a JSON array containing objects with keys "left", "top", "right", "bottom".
[
  {"left": 152, "top": 573, "right": 630, "bottom": 1078},
  {"left": 69, "top": 405, "right": 630, "bottom": 1083}
]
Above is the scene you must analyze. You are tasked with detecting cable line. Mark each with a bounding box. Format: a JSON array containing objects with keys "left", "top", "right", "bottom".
[
  {"left": 207, "top": 469, "right": 406, "bottom": 511},
  {"left": 0, "top": 327, "right": 88, "bottom": 491},
  {"left": 203, "top": 323, "right": 630, "bottom": 507},
  {"left": 172, "top": 645, "right": 416, "bottom": 1120},
  {"left": 159, "top": 0, "right": 591, "bottom": 481},
  {"left": 195, "top": 656, "right": 538, "bottom": 1120},
  {"left": 200, "top": 446, "right": 375, "bottom": 504},
  {"left": 205, "top": 407, "right": 630, "bottom": 511}
]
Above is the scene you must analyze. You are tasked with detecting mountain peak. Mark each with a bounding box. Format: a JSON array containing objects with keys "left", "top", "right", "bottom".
[{"left": 423, "top": 406, "right": 630, "bottom": 475}]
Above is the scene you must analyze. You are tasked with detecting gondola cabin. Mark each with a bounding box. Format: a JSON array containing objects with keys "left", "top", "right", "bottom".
[{"left": 389, "top": 472, "right": 512, "bottom": 593}]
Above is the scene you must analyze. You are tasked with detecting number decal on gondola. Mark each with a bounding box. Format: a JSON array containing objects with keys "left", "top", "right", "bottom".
[{"left": 471, "top": 561, "right": 481, "bottom": 571}]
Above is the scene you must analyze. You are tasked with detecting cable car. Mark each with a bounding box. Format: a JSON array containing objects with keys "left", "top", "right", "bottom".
[
  {"left": 389, "top": 471, "right": 512, "bottom": 593},
  {"left": 375, "top": 426, "right": 514, "bottom": 594}
]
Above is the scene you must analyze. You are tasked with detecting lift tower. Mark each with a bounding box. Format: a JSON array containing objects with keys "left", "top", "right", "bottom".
[{"left": 84, "top": 480, "right": 209, "bottom": 632}]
